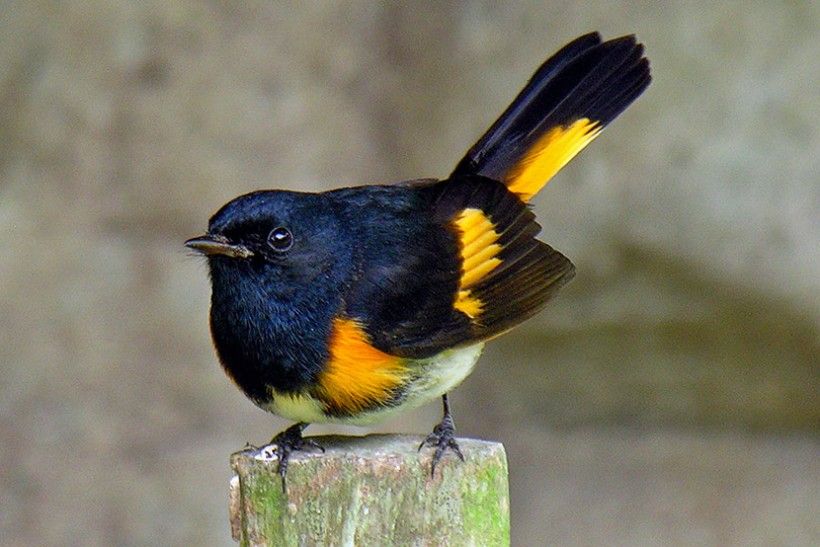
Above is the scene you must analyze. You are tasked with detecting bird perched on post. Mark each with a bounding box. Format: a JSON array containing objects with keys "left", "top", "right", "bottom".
[{"left": 187, "top": 32, "right": 650, "bottom": 488}]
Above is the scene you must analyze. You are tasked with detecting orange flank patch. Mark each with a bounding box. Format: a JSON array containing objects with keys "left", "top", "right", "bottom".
[
  {"left": 314, "top": 318, "right": 408, "bottom": 415},
  {"left": 453, "top": 208, "right": 502, "bottom": 319},
  {"left": 505, "top": 118, "right": 602, "bottom": 201}
]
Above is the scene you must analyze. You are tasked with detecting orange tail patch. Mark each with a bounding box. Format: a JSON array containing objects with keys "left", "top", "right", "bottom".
[
  {"left": 505, "top": 118, "right": 602, "bottom": 202},
  {"left": 314, "top": 318, "right": 408, "bottom": 416}
]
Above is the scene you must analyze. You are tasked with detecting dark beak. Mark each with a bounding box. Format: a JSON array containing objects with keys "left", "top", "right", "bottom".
[{"left": 185, "top": 234, "right": 254, "bottom": 259}]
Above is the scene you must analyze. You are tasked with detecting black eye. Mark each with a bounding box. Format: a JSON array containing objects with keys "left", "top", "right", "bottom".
[{"left": 267, "top": 227, "right": 293, "bottom": 252}]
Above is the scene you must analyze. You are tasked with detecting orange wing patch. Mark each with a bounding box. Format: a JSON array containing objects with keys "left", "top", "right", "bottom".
[
  {"left": 314, "top": 318, "right": 408, "bottom": 416},
  {"left": 505, "top": 118, "right": 602, "bottom": 201},
  {"left": 453, "top": 208, "right": 502, "bottom": 319}
]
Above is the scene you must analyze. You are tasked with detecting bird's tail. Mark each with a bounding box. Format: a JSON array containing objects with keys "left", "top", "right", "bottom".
[{"left": 451, "top": 32, "right": 651, "bottom": 202}]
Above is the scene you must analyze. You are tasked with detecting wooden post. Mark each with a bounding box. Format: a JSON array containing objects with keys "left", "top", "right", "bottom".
[{"left": 229, "top": 434, "right": 510, "bottom": 546}]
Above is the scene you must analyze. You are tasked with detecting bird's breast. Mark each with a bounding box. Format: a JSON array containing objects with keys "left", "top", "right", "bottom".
[{"left": 208, "top": 275, "right": 333, "bottom": 400}]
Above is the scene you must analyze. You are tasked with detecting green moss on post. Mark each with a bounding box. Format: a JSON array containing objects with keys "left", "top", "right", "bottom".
[{"left": 229, "top": 434, "right": 510, "bottom": 546}]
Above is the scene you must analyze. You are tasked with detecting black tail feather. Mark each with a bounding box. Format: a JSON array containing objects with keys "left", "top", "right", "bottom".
[{"left": 452, "top": 33, "right": 651, "bottom": 196}]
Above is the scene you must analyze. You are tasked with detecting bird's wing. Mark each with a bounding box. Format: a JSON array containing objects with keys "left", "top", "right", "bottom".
[
  {"left": 452, "top": 33, "right": 650, "bottom": 201},
  {"left": 342, "top": 178, "right": 574, "bottom": 359}
]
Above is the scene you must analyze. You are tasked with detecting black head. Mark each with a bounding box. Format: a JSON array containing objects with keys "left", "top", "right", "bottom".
[
  {"left": 186, "top": 190, "right": 350, "bottom": 303},
  {"left": 187, "top": 189, "right": 355, "bottom": 396}
]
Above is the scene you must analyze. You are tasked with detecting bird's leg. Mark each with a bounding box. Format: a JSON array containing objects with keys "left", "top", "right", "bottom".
[
  {"left": 418, "top": 394, "right": 465, "bottom": 477},
  {"left": 257, "top": 422, "right": 324, "bottom": 492}
]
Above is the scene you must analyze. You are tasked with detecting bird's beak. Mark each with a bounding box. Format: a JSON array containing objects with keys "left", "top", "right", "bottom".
[{"left": 185, "top": 234, "right": 254, "bottom": 258}]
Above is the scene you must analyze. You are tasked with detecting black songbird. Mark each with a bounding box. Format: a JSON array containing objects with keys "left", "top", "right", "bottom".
[{"left": 187, "top": 33, "right": 651, "bottom": 485}]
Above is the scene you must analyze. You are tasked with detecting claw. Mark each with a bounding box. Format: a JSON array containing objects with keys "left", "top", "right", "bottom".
[
  {"left": 254, "top": 422, "right": 322, "bottom": 493},
  {"left": 301, "top": 438, "right": 326, "bottom": 453},
  {"left": 419, "top": 394, "right": 466, "bottom": 478}
]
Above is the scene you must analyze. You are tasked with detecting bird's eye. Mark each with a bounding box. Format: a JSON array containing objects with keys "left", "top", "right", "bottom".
[{"left": 267, "top": 227, "right": 293, "bottom": 252}]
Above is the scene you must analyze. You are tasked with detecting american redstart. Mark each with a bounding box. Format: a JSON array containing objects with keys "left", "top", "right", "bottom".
[{"left": 187, "top": 32, "right": 650, "bottom": 487}]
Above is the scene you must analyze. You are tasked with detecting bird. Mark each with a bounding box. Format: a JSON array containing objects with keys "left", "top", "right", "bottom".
[{"left": 186, "top": 32, "right": 650, "bottom": 488}]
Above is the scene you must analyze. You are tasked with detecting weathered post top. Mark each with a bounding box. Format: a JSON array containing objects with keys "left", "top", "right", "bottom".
[{"left": 229, "top": 434, "right": 510, "bottom": 546}]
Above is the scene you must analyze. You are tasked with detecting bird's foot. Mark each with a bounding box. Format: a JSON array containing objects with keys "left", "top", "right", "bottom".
[
  {"left": 418, "top": 412, "right": 465, "bottom": 478},
  {"left": 256, "top": 422, "right": 323, "bottom": 492}
]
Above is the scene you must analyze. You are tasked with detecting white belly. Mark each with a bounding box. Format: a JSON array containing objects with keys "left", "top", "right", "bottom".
[{"left": 263, "top": 343, "right": 485, "bottom": 425}]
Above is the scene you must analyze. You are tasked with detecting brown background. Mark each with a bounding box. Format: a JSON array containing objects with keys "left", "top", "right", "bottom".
[{"left": 1, "top": 2, "right": 818, "bottom": 545}]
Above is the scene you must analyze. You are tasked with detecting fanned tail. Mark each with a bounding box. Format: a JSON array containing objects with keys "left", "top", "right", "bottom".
[{"left": 452, "top": 33, "right": 651, "bottom": 201}]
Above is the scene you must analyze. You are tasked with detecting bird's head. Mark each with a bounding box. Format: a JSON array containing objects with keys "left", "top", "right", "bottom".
[{"left": 186, "top": 190, "right": 349, "bottom": 302}]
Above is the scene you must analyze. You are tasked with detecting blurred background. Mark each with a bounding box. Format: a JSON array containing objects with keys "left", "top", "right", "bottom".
[{"left": 1, "top": 1, "right": 818, "bottom": 545}]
